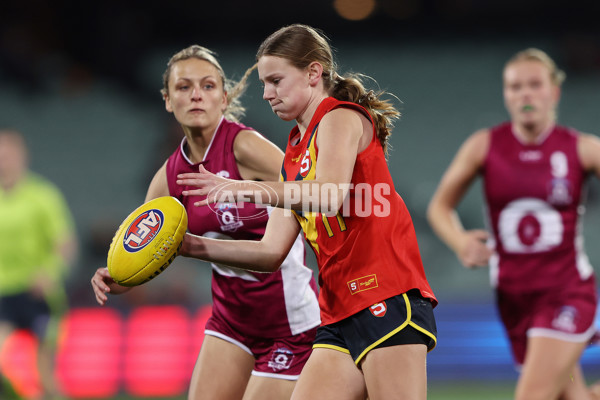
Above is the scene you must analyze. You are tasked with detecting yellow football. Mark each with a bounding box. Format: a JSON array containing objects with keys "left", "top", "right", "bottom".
[{"left": 107, "top": 196, "right": 188, "bottom": 287}]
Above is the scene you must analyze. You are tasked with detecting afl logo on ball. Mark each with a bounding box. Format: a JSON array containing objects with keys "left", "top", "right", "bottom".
[{"left": 123, "top": 209, "right": 164, "bottom": 252}]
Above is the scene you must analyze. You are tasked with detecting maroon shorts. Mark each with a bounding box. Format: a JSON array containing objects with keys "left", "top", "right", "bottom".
[
  {"left": 496, "top": 278, "right": 598, "bottom": 366},
  {"left": 205, "top": 312, "right": 317, "bottom": 380}
]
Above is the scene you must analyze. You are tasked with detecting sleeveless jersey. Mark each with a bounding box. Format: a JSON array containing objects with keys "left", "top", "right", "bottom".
[
  {"left": 483, "top": 122, "right": 595, "bottom": 292},
  {"left": 166, "top": 117, "right": 320, "bottom": 337},
  {"left": 281, "top": 97, "right": 437, "bottom": 325}
]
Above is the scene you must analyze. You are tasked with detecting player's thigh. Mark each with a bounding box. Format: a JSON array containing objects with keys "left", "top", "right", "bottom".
[
  {"left": 188, "top": 334, "right": 255, "bottom": 400},
  {"left": 290, "top": 347, "right": 366, "bottom": 400},
  {"left": 243, "top": 375, "right": 295, "bottom": 400},
  {"left": 516, "top": 336, "right": 588, "bottom": 400},
  {"left": 361, "top": 344, "right": 427, "bottom": 400}
]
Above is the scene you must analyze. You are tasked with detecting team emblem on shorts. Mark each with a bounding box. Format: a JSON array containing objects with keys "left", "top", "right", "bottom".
[
  {"left": 268, "top": 347, "right": 295, "bottom": 371},
  {"left": 123, "top": 209, "right": 164, "bottom": 252},
  {"left": 369, "top": 301, "right": 387, "bottom": 317},
  {"left": 552, "top": 305, "right": 578, "bottom": 333}
]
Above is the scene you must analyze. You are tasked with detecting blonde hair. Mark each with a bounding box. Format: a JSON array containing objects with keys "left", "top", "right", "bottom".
[
  {"left": 505, "top": 48, "right": 566, "bottom": 86},
  {"left": 256, "top": 24, "right": 400, "bottom": 156},
  {"left": 161, "top": 45, "right": 253, "bottom": 122}
]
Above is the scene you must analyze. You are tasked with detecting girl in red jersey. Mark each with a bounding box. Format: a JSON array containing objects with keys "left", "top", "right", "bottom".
[
  {"left": 176, "top": 25, "right": 437, "bottom": 400},
  {"left": 91, "top": 45, "right": 320, "bottom": 400},
  {"left": 428, "top": 48, "right": 600, "bottom": 400}
]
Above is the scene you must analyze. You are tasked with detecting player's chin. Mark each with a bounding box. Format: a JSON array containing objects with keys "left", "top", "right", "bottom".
[{"left": 273, "top": 110, "right": 295, "bottom": 121}]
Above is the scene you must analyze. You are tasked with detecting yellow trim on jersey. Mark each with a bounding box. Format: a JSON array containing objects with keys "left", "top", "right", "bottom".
[
  {"left": 295, "top": 210, "right": 320, "bottom": 254},
  {"left": 321, "top": 213, "right": 347, "bottom": 238},
  {"left": 313, "top": 343, "right": 351, "bottom": 354},
  {"left": 336, "top": 213, "right": 347, "bottom": 231},
  {"left": 354, "top": 293, "right": 437, "bottom": 365},
  {"left": 322, "top": 214, "right": 334, "bottom": 237}
]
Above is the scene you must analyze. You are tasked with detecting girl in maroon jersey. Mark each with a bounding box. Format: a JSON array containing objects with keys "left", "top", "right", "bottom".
[
  {"left": 176, "top": 25, "right": 437, "bottom": 400},
  {"left": 428, "top": 48, "right": 600, "bottom": 400},
  {"left": 91, "top": 45, "right": 320, "bottom": 400}
]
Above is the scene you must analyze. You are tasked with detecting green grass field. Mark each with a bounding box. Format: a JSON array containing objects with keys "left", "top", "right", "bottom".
[
  {"left": 429, "top": 381, "right": 514, "bottom": 399},
  {"left": 54, "top": 381, "right": 515, "bottom": 400},
  {"left": 2, "top": 377, "right": 516, "bottom": 399}
]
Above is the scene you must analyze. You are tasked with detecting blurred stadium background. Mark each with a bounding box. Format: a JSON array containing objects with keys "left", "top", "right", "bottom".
[{"left": 1, "top": 0, "right": 600, "bottom": 398}]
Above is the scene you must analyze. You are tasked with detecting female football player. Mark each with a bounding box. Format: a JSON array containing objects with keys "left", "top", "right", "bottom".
[
  {"left": 427, "top": 48, "right": 600, "bottom": 400},
  {"left": 176, "top": 24, "right": 438, "bottom": 400},
  {"left": 91, "top": 45, "right": 320, "bottom": 400}
]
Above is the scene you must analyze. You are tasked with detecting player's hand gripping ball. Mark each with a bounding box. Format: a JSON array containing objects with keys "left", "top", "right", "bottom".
[{"left": 107, "top": 196, "right": 188, "bottom": 286}]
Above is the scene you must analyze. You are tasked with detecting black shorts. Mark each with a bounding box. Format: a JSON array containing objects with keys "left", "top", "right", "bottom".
[
  {"left": 0, "top": 292, "right": 51, "bottom": 338},
  {"left": 313, "top": 290, "right": 437, "bottom": 365}
]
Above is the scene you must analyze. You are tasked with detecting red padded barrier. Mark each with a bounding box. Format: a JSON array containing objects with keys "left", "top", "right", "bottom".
[
  {"left": 191, "top": 304, "right": 212, "bottom": 356},
  {"left": 54, "top": 307, "right": 123, "bottom": 398},
  {"left": 123, "top": 305, "right": 195, "bottom": 397},
  {"left": 0, "top": 330, "right": 41, "bottom": 399}
]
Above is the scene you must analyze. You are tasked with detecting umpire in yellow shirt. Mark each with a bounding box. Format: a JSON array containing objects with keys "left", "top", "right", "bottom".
[{"left": 0, "top": 129, "right": 77, "bottom": 399}]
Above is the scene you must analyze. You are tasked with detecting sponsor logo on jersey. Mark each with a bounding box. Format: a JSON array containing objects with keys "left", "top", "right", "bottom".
[
  {"left": 369, "top": 301, "right": 387, "bottom": 317},
  {"left": 519, "top": 150, "right": 542, "bottom": 162},
  {"left": 347, "top": 274, "right": 378, "bottom": 295},
  {"left": 268, "top": 347, "right": 295, "bottom": 371},
  {"left": 123, "top": 209, "right": 164, "bottom": 252}
]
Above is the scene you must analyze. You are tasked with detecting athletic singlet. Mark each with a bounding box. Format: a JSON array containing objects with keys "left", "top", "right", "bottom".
[
  {"left": 166, "top": 117, "right": 320, "bottom": 337},
  {"left": 281, "top": 97, "right": 437, "bottom": 325},
  {"left": 483, "top": 122, "right": 595, "bottom": 292}
]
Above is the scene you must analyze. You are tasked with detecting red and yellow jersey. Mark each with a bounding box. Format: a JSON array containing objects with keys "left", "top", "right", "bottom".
[{"left": 281, "top": 97, "right": 437, "bottom": 325}]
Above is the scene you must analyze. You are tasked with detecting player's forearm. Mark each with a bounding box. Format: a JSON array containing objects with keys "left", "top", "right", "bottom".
[
  {"left": 180, "top": 233, "right": 281, "bottom": 273},
  {"left": 427, "top": 203, "right": 466, "bottom": 255}
]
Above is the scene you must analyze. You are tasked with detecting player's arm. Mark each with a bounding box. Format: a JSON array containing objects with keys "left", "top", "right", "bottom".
[
  {"left": 234, "top": 129, "right": 284, "bottom": 181},
  {"left": 145, "top": 161, "right": 170, "bottom": 201},
  {"left": 180, "top": 207, "right": 301, "bottom": 272},
  {"left": 178, "top": 108, "right": 363, "bottom": 213},
  {"left": 578, "top": 132, "right": 600, "bottom": 178},
  {"left": 91, "top": 162, "right": 170, "bottom": 305},
  {"left": 309, "top": 107, "right": 364, "bottom": 212},
  {"left": 427, "top": 129, "right": 492, "bottom": 268}
]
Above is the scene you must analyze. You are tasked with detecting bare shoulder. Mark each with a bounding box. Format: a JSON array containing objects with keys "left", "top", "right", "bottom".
[
  {"left": 233, "top": 129, "right": 283, "bottom": 181},
  {"left": 321, "top": 106, "right": 363, "bottom": 125},
  {"left": 235, "top": 129, "right": 280, "bottom": 152},
  {"left": 319, "top": 107, "right": 369, "bottom": 150},
  {"left": 577, "top": 131, "right": 600, "bottom": 147},
  {"left": 235, "top": 129, "right": 266, "bottom": 147},
  {"left": 465, "top": 128, "right": 491, "bottom": 147},
  {"left": 577, "top": 131, "right": 600, "bottom": 173},
  {"left": 456, "top": 128, "right": 491, "bottom": 166}
]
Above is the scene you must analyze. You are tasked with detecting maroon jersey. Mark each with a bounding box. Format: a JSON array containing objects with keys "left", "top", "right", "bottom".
[
  {"left": 483, "top": 122, "right": 595, "bottom": 292},
  {"left": 281, "top": 97, "right": 437, "bottom": 325},
  {"left": 167, "top": 117, "right": 320, "bottom": 337}
]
